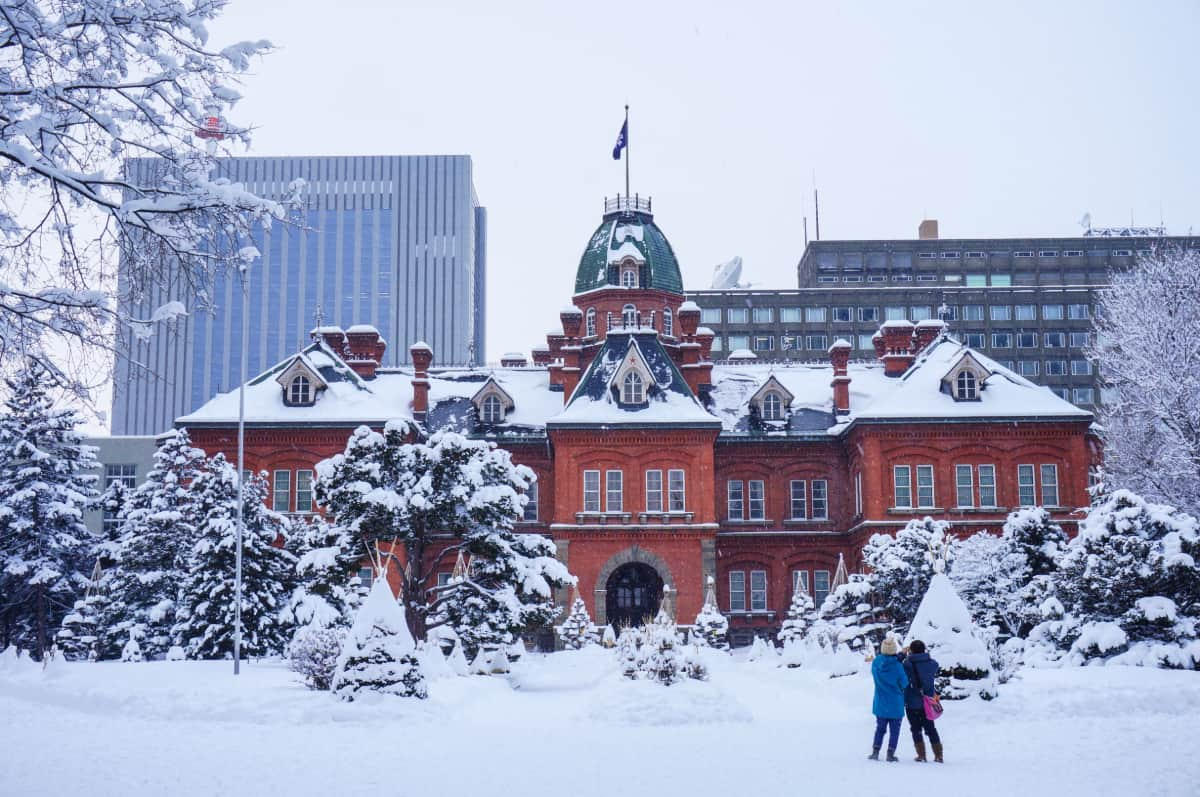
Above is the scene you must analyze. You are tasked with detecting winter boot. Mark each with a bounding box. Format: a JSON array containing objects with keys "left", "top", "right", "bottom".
[
  {"left": 913, "top": 739, "right": 927, "bottom": 762},
  {"left": 932, "top": 743, "right": 944, "bottom": 763},
  {"left": 886, "top": 749, "right": 899, "bottom": 762},
  {"left": 867, "top": 747, "right": 880, "bottom": 761}
]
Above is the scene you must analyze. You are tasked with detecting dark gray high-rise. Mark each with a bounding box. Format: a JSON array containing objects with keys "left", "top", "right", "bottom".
[
  {"left": 689, "top": 224, "right": 1198, "bottom": 409},
  {"left": 111, "top": 155, "right": 486, "bottom": 435}
]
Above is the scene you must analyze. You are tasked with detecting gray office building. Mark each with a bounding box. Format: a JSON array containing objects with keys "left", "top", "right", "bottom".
[
  {"left": 689, "top": 223, "right": 1198, "bottom": 408},
  {"left": 111, "top": 155, "right": 486, "bottom": 435}
]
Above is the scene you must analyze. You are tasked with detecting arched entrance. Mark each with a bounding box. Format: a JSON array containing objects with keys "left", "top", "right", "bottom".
[{"left": 606, "top": 562, "right": 664, "bottom": 628}]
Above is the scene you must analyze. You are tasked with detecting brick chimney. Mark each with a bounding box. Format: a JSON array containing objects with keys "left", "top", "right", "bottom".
[
  {"left": 559, "top": 306, "right": 582, "bottom": 339},
  {"left": 343, "top": 325, "right": 387, "bottom": 379},
  {"left": 880, "top": 320, "right": 916, "bottom": 376},
  {"left": 500, "top": 352, "right": 528, "bottom": 368},
  {"left": 829, "top": 338, "right": 852, "bottom": 415},
  {"left": 311, "top": 325, "right": 348, "bottom": 354},
  {"left": 677, "top": 301, "right": 700, "bottom": 338},
  {"left": 410, "top": 342, "right": 433, "bottom": 421},
  {"left": 912, "top": 319, "right": 947, "bottom": 355},
  {"left": 531, "top": 345, "right": 551, "bottom": 367},
  {"left": 918, "top": 219, "right": 939, "bottom": 240}
]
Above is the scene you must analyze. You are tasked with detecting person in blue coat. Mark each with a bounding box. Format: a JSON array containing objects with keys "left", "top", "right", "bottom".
[
  {"left": 901, "top": 639, "right": 944, "bottom": 763},
  {"left": 869, "top": 636, "right": 908, "bottom": 762}
]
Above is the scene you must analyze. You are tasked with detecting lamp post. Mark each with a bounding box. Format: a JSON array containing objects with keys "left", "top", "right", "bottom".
[{"left": 234, "top": 260, "right": 249, "bottom": 675}]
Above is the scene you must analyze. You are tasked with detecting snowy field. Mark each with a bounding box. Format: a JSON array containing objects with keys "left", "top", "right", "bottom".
[{"left": 2, "top": 650, "right": 1198, "bottom": 797}]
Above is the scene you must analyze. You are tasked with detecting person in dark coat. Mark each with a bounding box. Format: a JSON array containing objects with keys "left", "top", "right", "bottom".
[
  {"left": 868, "top": 636, "right": 908, "bottom": 762},
  {"left": 901, "top": 639, "right": 944, "bottom": 763}
]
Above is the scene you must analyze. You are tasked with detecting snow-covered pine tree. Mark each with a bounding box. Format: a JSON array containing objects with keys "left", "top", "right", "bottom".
[
  {"left": 907, "top": 556, "right": 998, "bottom": 699},
  {"left": 559, "top": 588, "right": 598, "bottom": 650},
  {"left": 0, "top": 360, "right": 99, "bottom": 658},
  {"left": 1091, "top": 245, "right": 1200, "bottom": 516},
  {"left": 692, "top": 577, "right": 730, "bottom": 650},
  {"left": 55, "top": 599, "right": 97, "bottom": 661},
  {"left": 286, "top": 513, "right": 363, "bottom": 632},
  {"left": 98, "top": 429, "right": 206, "bottom": 658},
  {"left": 777, "top": 579, "right": 815, "bottom": 647},
  {"left": 811, "top": 574, "right": 888, "bottom": 655},
  {"left": 949, "top": 531, "right": 1024, "bottom": 637},
  {"left": 1048, "top": 489, "right": 1200, "bottom": 664},
  {"left": 332, "top": 576, "right": 427, "bottom": 700},
  {"left": 315, "top": 426, "right": 572, "bottom": 651},
  {"left": 862, "top": 517, "right": 954, "bottom": 633},
  {"left": 173, "top": 455, "right": 296, "bottom": 659}
]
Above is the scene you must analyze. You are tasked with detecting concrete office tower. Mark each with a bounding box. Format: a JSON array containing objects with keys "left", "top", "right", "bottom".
[
  {"left": 111, "top": 155, "right": 486, "bottom": 435},
  {"left": 689, "top": 222, "right": 1198, "bottom": 409}
]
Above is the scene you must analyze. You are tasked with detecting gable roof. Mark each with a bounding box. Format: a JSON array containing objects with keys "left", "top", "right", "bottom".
[{"left": 548, "top": 331, "right": 719, "bottom": 428}]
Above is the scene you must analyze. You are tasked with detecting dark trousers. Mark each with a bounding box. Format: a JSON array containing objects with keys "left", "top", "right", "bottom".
[
  {"left": 906, "top": 706, "right": 941, "bottom": 745},
  {"left": 873, "top": 716, "right": 901, "bottom": 752}
]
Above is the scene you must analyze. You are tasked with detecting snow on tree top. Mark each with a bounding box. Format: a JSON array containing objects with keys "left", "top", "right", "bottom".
[
  {"left": 350, "top": 577, "right": 415, "bottom": 655},
  {"left": 906, "top": 572, "right": 990, "bottom": 672}
]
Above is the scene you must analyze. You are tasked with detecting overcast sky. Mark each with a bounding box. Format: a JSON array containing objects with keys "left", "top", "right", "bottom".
[{"left": 207, "top": 0, "right": 1199, "bottom": 363}]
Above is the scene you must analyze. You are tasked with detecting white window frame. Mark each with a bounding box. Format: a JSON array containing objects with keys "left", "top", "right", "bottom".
[
  {"left": 523, "top": 480, "right": 539, "bottom": 521},
  {"left": 481, "top": 394, "right": 504, "bottom": 423},
  {"left": 606, "top": 470, "right": 624, "bottom": 513},
  {"left": 956, "top": 464, "right": 974, "bottom": 508},
  {"left": 749, "top": 570, "right": 768, "bottom": 611},
  {"left": 793, "top": 570, "right": 809, "bottom": 596},
  {"left": 855, "top": 471, "right": 863, "bottom": 516},
  {"left": 585, "top": 308, "right": 596, "bottom": 337},
  {"left": 622, "top": 304, "right": 637, "bottom": 327},
  {"left": 789, "top": 480, "right": 807, "bottom": 520},
  {"left": 916, "top": 465, "right": 935, "bottom": 508},
  {"left": 748, "top": 479, "right": 766, "bottom": 520},
  {"left": 645, "top": 469, "right": 663, "bottom": 513},
  {"left": 668, "top": 469, "right": 685, "bottom": 512},
  {"left": 811, "top": 480, "right": 828, "bottom": 520},
  {"left": 296, "top": 469, "right": 314, "bottom": 513},
  {"left": 663, "top": 307, "right": 673, "bottom": 337},
  {"left": 956, "top": 370, "right": 978, "bottom": 400},
  {"left": 727, "top": 480, "right": 744, "bottom": 520},
  {"left": 289, "top": 375, "right": 311, "bottom": 404},
  {"left": 729, "top": 571, "right": 746, "bottom": 612},
  {"left": 1040, "top": 464, "right": 1060, "bottom": 507},
  {"left": 893, "top": 465, "right": 912, "bottom": 509},
  {"left": 978, "top": 465, "right": 996, "bottom": 508},
  {"left": 583, "top": 470, "right": 601, "bottom": 512},
  {"left": 813, "top": 570, "right": 831, "bottom": 606},
  {"left": 272, "top": 469, "right": 291, "bottom": 512},
  {"left": 621, "top": 371, "right": 645, "bottom": 404},
  {"left": 1017, "top": 464, "right": 1036, "bottom": 506},
  {"left": 762, "top": 391, "right": 783, "bottom": 420}
]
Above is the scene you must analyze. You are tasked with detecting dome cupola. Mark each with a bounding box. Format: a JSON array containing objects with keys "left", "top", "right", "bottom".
[{"left": 574, "top": 196, "right": 683, "bottom": 296}]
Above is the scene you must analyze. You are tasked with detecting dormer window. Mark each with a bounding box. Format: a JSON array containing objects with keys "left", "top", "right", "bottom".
[
  {"left": 621, "top": 268, "right": 638, "bottom": 288},
  {"left": 586, "top": 308, "right": 596, "bottom": 337},
  {"left": 622, "top": 304, "right": 637, "bottom": 328},
  {"left": 481, "top": 395, "right": 504, "bottom": 423},
  {"left": 471, "top": 377, "right": 515, "bottom": 425},
  {"left": 663, "top": 308, "right": 673, "bottom": 337},
  {"left": 622, "top": 371, "right": 645, "bottom": 404},
  {"left": 955, "top": 370, "right": 978, "bottom": 400},
  {"left": 762, "top": 391, "right": 783, "bottom": 420},
  {"left": 289, "top": 375, "right": 311, "bottom": 404}
]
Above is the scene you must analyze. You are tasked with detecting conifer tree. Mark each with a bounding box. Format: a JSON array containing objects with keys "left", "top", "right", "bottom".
[
  {"left": 862, "top": 517, "right": 953, "bottom": 632},
  {"left": 332, "top": 576, "right": 426, "bottom": 700},
  {"left": 559, "top": 589, "right": 598, "bottom": 650},
  {"left": 691, "top": 577, "right": 730, "bottom": 650},
  {"left": 173, "top": 456, "right": 296, "bottom": 659},
  {"left": 316, "top": 426, "right": 571, "bottom": 648},
  {"left": 810, "top": 574, "right": 888, "bottom": 654},
  {"left": 99, "top": 429, "right": 206, "bottom": 658},
  {"left": 778, "top": 579, "right": 815, "bottom": 647},
  {"left": 0, "top": 360, "right": 99, "bottom": 658},
  {"left": 286, "top": 513, "right": 364, "bottom": 632},
  {"left": 55, "top": 599, "right": 97, "bottom": 661}
]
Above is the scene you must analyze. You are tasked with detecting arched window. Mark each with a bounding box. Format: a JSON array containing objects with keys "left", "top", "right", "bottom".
[
  {"left": 481, "top": 394, "right": 504, "bottom": 423},
  {"left": 622, "top": 304, "right": 637, "bottom": 328},
  {"left": 289, "top": 375, "right": 311, "bottom": 404},
  {"left": 621, "top": 268, "right": 637, "bottom": 288},
  {"left": 622, "top": 371, "right": 645, "bottom": 404},
  {"left": 762, "top": 391, "right": 783, "bottom": 420},
  {"left": 955, "top": 370, "right": 978, "bottom": 400},
  {"left": 585, "top": 308, "right": 596, "bottom": 337},
  {"left": 663, "top": 308, "right": 673, "bottom": 337}
]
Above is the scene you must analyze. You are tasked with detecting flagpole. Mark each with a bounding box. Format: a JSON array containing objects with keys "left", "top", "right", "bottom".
[{"left": 624, "top": 104, "right": 630, "bottom": 201}]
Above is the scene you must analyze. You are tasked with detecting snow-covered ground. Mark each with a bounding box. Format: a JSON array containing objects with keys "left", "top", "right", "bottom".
[{"left": 2, "top": 649, "right": 1197, "bottom": 796}]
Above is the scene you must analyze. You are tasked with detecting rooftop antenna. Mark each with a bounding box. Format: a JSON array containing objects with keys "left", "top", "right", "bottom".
[
  {"left": 812, "top": 170, "right": 821, "bottom": 241},
  {"left": 803, "top": 216, "right": 808, "bottom": 248}
]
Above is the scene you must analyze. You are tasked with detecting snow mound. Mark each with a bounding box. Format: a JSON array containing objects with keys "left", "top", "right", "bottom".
[{"left": 587, "top": 676, "right": 751, "bottom": 726}]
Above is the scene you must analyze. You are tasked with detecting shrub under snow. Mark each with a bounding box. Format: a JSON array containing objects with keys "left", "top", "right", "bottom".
[
  {"left": 332, "top": 578, "right": 427, "bottom": 701},
  {"left": 289, "top": 626, "right": 344, "bottom": 691},
  {"left": 906, "top": 571, "right": 997, "bottom": 700}
]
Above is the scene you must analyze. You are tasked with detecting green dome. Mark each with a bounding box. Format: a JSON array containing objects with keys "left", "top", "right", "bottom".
[{"left": 574, "top": 206, "right": 684, "bottom": 295}]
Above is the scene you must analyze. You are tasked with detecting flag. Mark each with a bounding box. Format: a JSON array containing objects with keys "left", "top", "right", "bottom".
[{"left": 612, "top": 118, "right": 627, "bottom": 160}]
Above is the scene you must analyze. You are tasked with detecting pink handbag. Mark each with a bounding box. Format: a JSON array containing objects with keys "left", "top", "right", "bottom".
[{"left": 924, "top": 694, "right": 944, "bottom": 721}]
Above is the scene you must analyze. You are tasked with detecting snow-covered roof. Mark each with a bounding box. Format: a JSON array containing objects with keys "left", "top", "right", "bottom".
[{"left": 179, "top": 332, "right": 1090, "bottom": 437}]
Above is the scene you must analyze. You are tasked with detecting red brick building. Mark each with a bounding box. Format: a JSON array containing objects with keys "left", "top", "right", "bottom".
[{"left": 181, "top": 198, "right": 1097, "bottom": 645}]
